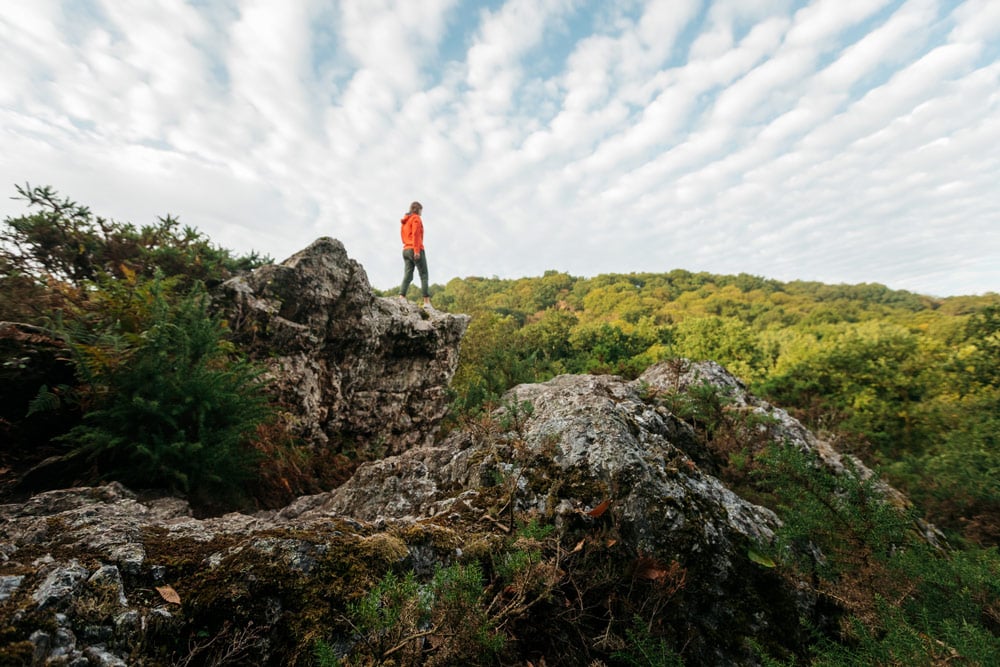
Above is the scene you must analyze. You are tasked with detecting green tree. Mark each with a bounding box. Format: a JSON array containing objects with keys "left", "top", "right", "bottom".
[
  {"left": 760, "top": 321, "right": 932, "bottom": 456},
  {"left": 568, "top": 321, "right": 653, "bottom": 375},
  {"left": 518, "top": 308, "right": 579, "bottom": 377},
  {"left": 450, "top": 312, "right": 534, "bottom": 413},
  {"left": 672, "top": 316, "right": 765, "bottom": 381},
  {"left": 0, "top": 184, "right": 267, "bottom": 323},
  {"left": 962, "top": 304, "right": 1000, "bottom": 389}
]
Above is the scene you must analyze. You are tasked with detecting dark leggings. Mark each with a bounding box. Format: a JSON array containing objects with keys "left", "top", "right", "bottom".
[{"left": 400, "top": 248, "right": 429, "bottom": 297}]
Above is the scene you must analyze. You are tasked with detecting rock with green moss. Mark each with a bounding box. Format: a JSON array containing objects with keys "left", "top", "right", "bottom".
[
  {"left": 0, "top": 482, "right": 471, "bottom": 665},
  {"left": 279, "top": 363, "right": 821, "bottom": 663},
  {"left": 1, "top": 360, "right": 934, "bottom": 665}
]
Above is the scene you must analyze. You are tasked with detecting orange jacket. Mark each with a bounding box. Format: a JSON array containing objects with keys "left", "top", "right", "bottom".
[{"left": 400, "top": 213, "right": 424, "bottom": 254}]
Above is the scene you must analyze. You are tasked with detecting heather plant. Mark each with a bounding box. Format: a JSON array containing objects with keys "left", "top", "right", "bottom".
[
  {"left": 755, "top": 444, "right": 1000, "bottom": 664},
  {"left": 652, "top": 376, "right": 778, "bottom": 493},
  {"left": 312, "top": 640, "right": 341, "bottom": 667},
  {"left": 345, "top": 570, "right": 428, "bottom": 660},
  {"left": 431, "top": 561, "right": 506, "bottom": 661},
  {"left": 611, "top": 615, "right": 684, "bottom": 667},
  {"left": 757, "top": 444, "right": 913, "bottom": 583},
  {"left": 516, "top": 517, "right": 555, "bottom": 541},
  {"left": 343, "top": 561, "right": 504, "bottom": 665}
]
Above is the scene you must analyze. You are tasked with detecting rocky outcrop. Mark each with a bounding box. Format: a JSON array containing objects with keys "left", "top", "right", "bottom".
[
  {"left": 0, "top": 360, "right": 896, "bottom": 666},
  {"left": 280, "top": 361, "right": 832, "bottom": 663},
  {"left": 2, "top": 228, "right": 936, "bottom": 665},
  {"left": 0, "top": 241, "right": 933, "bottom": 665},
  {"left": 215, "top": 237, "right": 470, "bottom": 457}
]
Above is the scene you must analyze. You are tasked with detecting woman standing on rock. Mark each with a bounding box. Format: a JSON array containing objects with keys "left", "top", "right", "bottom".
[{"left": 399, "top": 201, "right": 431, "bottom": 308}]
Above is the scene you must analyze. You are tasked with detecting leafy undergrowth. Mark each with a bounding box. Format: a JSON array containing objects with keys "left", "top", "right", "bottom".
[{"left": 643, "top": 378, "right": 1000, "bottom": 665}]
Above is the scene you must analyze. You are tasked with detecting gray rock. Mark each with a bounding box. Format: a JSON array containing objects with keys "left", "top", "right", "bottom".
[
  {"left": 216, "top": 237, "right": 470, "bottom": 459},
  {"left": 0, "top": 574, "right": 23, "bottom": 601},
  {"left": 113, "top": 609, "right": 141, "bottom": 635},
  {"left": 0, "top": 361, "right": 919, "bottom": 666},
  {"left": 32, "top": 560, "right": 89, "bottom": 609},
  {"left": 298, "top": 367, "right": 785, "bottom": 566},
  {"left": 83, "top": 644, "right": 129, "bottom": 667},
  {"left": 30, "top": 625, "right": 77, "bottom": 661},
  {"left": 88, "top": 565, "right": 128, "bottom": 608}
]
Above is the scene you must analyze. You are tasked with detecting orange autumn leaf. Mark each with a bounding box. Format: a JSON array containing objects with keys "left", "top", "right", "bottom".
[
  {"left": 587, "top": 499, "right": 611, "bottom": 518},
  {"left": 156, "top": 585, "right": 181, "bottom": 605},
  {"left": 635, "top": 556, "right": 687, "bottom": 593}
]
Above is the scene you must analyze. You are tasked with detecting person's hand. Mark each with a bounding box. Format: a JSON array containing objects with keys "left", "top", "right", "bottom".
[{"left": 414, "top": 251, "right": 421, "bottom": 260}]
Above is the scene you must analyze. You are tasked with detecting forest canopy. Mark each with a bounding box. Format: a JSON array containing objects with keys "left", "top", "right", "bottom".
[{"left": 415, "top": 268, "right": 1000, "bottom": 546}]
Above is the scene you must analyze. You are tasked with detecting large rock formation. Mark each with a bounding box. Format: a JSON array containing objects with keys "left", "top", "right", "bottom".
[
  {"left": 279, "top": 361, "right": 835, "bottom": 662},
  {"left": 0, "top": 238, "right": 469, "bottom": 500},
  {"left": 0, "top": 358, "right": 899, "bottom": 666},
  {"left": 0, "top": 241, "right": 927, "bottom": 665},
  {"left": 215, "top": 237, "right": 469, "bottom": 457}
]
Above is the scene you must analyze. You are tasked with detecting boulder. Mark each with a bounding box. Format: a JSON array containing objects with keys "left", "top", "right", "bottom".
[
  {"left": 215, "top": 237, "right": 470, "bottom": 457},
  {"left": 282, "top": 362, "right": 833, "bottom": 663}
]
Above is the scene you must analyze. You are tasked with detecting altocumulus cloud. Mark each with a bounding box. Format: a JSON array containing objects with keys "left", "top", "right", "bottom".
[{"left": 1, "top": 0, "right": 998, "bottom": 296}]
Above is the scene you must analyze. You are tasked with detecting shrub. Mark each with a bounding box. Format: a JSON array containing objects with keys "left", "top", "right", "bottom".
[
  {"left": 344, "top": 561, "right": 504, "bottom": 665},
  {"left": 55, "top": 275, "right": 270, "bottom": 507},
  {"left": 346, "top": 570, "right": 428, "bottom": 660},
  {"left": 754, "top": 444, "right": 1000, "bottom": 664},
  {"left": 1, "top": 184, "right": 267, "bottom": 289},
  {"left": 611, "top": 615, "right": 684, "bottom": 667}
]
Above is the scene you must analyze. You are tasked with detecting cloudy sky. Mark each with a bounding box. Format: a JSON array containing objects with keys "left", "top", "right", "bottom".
[{"left": 2, "top": 1, "right": 998, "bottom": 297}]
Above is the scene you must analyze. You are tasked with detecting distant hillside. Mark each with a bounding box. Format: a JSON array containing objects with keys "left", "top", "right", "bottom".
[
  {"left": 412, "top": 268, "right": 995, "bottom": 324},
  {"left": 410, "top": 269, "right": 1000, "bottom": 546}
]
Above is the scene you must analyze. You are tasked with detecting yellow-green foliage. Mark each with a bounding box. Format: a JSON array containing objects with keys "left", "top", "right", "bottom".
[{"left": 431, "top": 269, "right": 1000, "bottom": 545}]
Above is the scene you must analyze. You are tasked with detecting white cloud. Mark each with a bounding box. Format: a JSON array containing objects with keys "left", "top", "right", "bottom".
[
  {"left": 950, "top": 0, "right": 1000, "bottom": 43},
  {"left": 0, "top": 0, "right": 997, "bottom": 297},
  {"left": 815, "top": 0, "right": 939, "bottom": 92},
  {"left": 338, "top": 0, "right": 456, "bottom": 84}
]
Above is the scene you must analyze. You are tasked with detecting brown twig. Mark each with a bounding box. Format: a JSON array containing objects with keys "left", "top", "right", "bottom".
[{"left": 382, "top": 626, "right": 439, "bottom": 658}]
